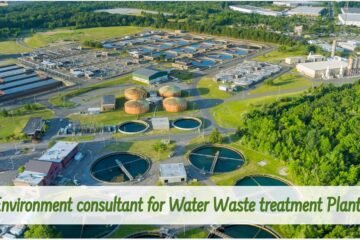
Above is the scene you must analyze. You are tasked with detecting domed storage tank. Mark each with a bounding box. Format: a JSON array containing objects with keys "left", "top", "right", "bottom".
[
  {"left": 158, "top": 85, "right": 182, "bottom": 98},
  {"left": 163, "top": 97, "right": 187, "bottom": 112},
  {"left": 124, "top": 87, "right": 147, "bottom": 100},
  {"left": 124, "top": 100, "right": 150, "bottom": 115}
]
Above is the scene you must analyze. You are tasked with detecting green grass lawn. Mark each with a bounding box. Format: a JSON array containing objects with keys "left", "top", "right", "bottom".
[
  {"left": 109, "top": 225, "right": 158, "bottom": 238},
  {"left": 211, "top": 92, "right": 303, "bottom": 129},
  {"left": 197, "top": 77, "right": 231, "bottom": 99},
  {"left": 176, "top": 228, "right": 209, "bottom": 238},
  {"left": 249, "top": 70, "right": 312, "bottom": 95},
  {"left": 0, "top": 104, "right": 53, "bottom": 142},
  {"left": 102, "top": 140, "right": 175, "bottom": 161},
  {"left": 25, "top": 26, "right": 145, "bottom": 48},
  {"left": 49, "top": 75, "right": 133, "bottom": 108},
  {"left": 0, "top": 41, "right": 31, "bottom": 55},
  {"left": 253, "top": 48, "right": 307, "bottom": 64}
]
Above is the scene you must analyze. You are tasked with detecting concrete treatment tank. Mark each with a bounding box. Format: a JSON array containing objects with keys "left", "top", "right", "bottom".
[
  {"left": 124, "top": 100, "right": 150, "bottom": 114},
  {"left": 124, "top": 87, "right": 147, "bottom": 100},
  {"left": 158, "top": 85, "right": 182, "bottom": 98},
  {"left": 163, "top": 97, "right": 187, "bottom": 112}
]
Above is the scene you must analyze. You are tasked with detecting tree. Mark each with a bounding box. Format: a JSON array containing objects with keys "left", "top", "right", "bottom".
[
  {"left": 24, "top": 225, "right": 61, "bottom": 238},
  {"left": 153, "top": 142, "right": 168, "bottom": 159},
  {"left": 209, "top": 128, "right": 222, "bottom": 144},
  {"left": 18, "top": 165, "right": 25, "bottom": 174}
]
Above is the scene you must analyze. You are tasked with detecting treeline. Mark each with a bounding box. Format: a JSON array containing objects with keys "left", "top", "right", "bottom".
[
  {"left": 0, "top": 2, "right": 300, "bottom": 45},
  {"left": 239, "top": 82, "right": 360, "bottom": 186}
]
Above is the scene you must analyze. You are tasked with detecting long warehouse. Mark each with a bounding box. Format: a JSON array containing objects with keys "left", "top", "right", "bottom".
[{"left": 0, "top": 64, "right": 62, "bottom": 102}]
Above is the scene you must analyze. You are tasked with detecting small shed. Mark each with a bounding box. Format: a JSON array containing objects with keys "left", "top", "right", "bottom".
[
  {"left": 159, "top": 163, "right": 187, "bottom": 184},
  {"left": 101, "top": 95, "right": 116, "bottom": 112},
  {"left": 151, "top": 117, "right": 170, "bottom": 130}
]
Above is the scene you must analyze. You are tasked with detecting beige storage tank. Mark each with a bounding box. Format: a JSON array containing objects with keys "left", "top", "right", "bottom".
[
  {"left": 124, "top": 100, "right": 150, "bottom": 114},
  {"left": 124, "top": 87, "right": 147, "bottom": 100},
  {"left": 163, "top": 97, "right": 187, "bottom": 112},
  {"left": 158, "top": 85, "right": 182, "bottom": 98}
]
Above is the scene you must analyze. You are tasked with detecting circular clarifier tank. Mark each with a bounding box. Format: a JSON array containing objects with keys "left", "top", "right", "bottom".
[
  {"left": 52, "top": 225, "right": 117, "bottom": 238},
  {"left": 235, "top": 176, "right": 289, "bottom": 186},
  {"left": 208, "top": 225, "right": 279, "bottom": 238},
  {"left": 91, "top": 152, "right": 151, "bottom": 183},
  {"left": 172, "top": 117, "right": 202, "bottom": 131},
  {"left": 126, "top": 232, "right": 165, "bottom": 238},
  {"left": 118, "top": 120, "right": 149, "bottom": 134},
  {"left": 188, "top": 145, "right": 244, "bottom": 174}
]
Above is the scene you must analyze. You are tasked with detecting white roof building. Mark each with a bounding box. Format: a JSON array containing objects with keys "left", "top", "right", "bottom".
[
  {"left": 159, "top": 163, "right": 187, "bottom": 184},
  {"left": 338, "top": 14, "right": 360, "bottom": 27},
  {"left": 151, "top": 117, "right": 170, "bottom": 130},
  {"left": 229, "top": 5, "right": 283, "bottom": 17},
  {"left": 286, "top": 6, "right": 325, "bottom": 17},
  {"left": 296, "top": 60, "right": 348, "bottom": 78},
  {"left": 13, "top": 171, "right": 47, "bottom": 186},
  {"left": 39, "top": 141, "right": 79, "bottom": 163}
]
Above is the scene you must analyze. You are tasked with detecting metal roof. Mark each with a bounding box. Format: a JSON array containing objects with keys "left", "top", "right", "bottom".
[
  {"left": 133, "top": 67, "right": 163, "bottom": 78},
  {"left": 2, "top": 73, "right": 37, "bottom": 83},
  {"left": 14, "top": 171, "right": 46, "bottom": 186},
  {"left": 341, "top": 7, "right": 360, "bottom": 14},
  {"left": 151, "top": 117, "right": 170, "bottom": 130},
  {"left": 38, "top": 141, "right": 78, "bottom": 163},
  {"left": 0, "top": 76, "right": 47, "bottom": 91},
  {"left": 287, "top": 6, "right": 325, "bottom": 15},
  {"left": 101, "top": 95, "right": 116, "bottom": 105},
  {"left": 25, "top": 160, "right": 53, "bottom": 175},
  {"left": 0, "top": 64, "right": 21, "bottom": 73},
  {"left": 22, "top": 117, "right": 44, "bottom": 135},
  {"left": 159, "top": 163, "right": 186, "bottom": 178},
  {"left": 297, "top": 60, "right": 348, "bottom": 71},
  {"left": 0, "top": 79, "right": 60, "bottom": 96}
]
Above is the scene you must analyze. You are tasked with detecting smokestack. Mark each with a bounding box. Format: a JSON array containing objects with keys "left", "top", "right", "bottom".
[{"left": 331, "top": 40, "right": 337, "bottom": 58}]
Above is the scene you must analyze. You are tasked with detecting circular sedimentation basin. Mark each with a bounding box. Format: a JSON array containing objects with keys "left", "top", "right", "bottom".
[
  {"left": 172, "top": 117, "right": 202, "bottom": 131},
  {"left": 126, "top": 232, "right": 165, "bottom": 238},
  {"left": 52, "top": 225, "right": 117, "bottom": 238},
  {"left": 91, "top": 152, "right": 151, "bottom": 183},
  {"left": 118, "top": 120, "right": 149, "bottom": 134},
  {"left": 235, "top": 175, "right": 290, "bottom": 186},
  {"left": 208, "top": 225, "right": 279, "bottom": 238},
  {"left": 188, "top": 145, "right": 244, "bottom": 174}
]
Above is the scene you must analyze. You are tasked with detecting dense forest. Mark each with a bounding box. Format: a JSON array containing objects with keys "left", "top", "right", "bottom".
[
  {"left": 239, "top": 82, "right": 360, "bottom": 238},
  {"left": 0, "top": 1, "right": 337, "bottom": 46},
  {"left": 240, "top": 82, "right": 360, "bottom": 186}
]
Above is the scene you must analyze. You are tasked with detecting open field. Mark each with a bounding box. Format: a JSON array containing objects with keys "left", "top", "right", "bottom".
[
  {"left": 211, "top": 92, "right": 304, "bottom": 128},
  {"left": 197, "top": 77, "right": 231, "bottom": 99},
  {"left": 102, "top": 140, "right": 175, "bottom": 161},
  {"left": 249, "top": 70, "right": 312, "bottom": 95},
  {"left": 0, "top": 104, "right": 53, "bottom": 142},
  {"left": 253, "top": 48, "right": 307, "bottom": 64},
  {"left": 49, "top": 75, "right": 133, "bottom": 108},
  {"left": 0, "top": 41, "right": 31, "bottom": 55},
  {"left": 25, "top": 26, "right": 145, "bottom": 48}
]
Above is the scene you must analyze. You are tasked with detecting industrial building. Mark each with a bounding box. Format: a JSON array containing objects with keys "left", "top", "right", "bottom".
[
  {"left": 132, "top": 67, "right": 168, "bottom": 84},
  {"left": 285, "top": 56, "right": 306, "bottom": 64},
  {"left": 100, "top": 95, "right": 116, "bottom": 112},
  {"left": 24, "top": 160, "right": 61, "bottom": 185},
  {"left": 229, "top": 5, "right": 283, "bottom": 17},
  {"left": 338, "top": 40, "right": 360, "bottom": 51},
  {"left": 13, "top": 171, "right": 47, "bottom": 186},
  {"left": 296, "top": 60, "right": 348, "bottom": 79},
  {"left": 215, "top": 61, "right": 281, "bottom": 87},
  {"left": 22, "top": 117, "right": 45, "bottom": 140},
  {"left": 0, "top": 64, "right": 61, "bottom": 102},
  {"left": 286, "top": 6, "right": 325, "bottom": 17},
  {"left": 338, "top": 14, "right": 360, "bottom": 27},
  {"left": 38, "top": 141, "right": 79, "bottom": 168},
  {"left": 159, "top": 163, "right": 187, "bottom": 184},
  {"left": 151, "top": 117, "right": 170, "bottom": 130}
]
